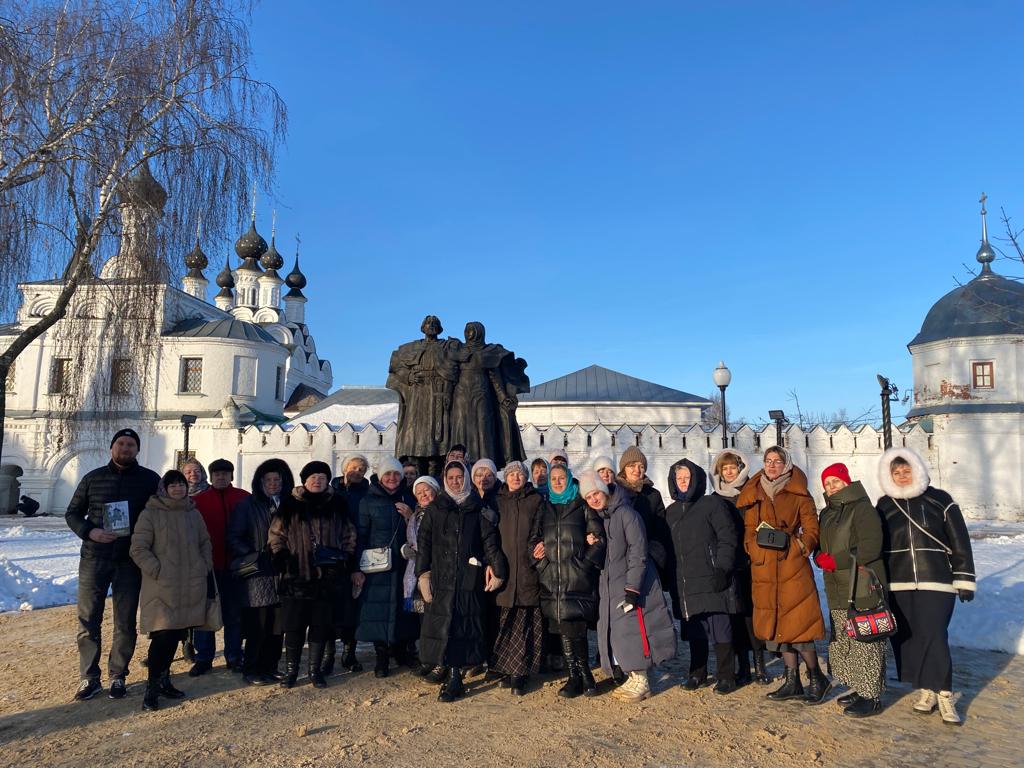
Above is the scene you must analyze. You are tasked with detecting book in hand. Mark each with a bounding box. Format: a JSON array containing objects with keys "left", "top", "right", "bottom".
[{"left": 102, "top": 501, "right": 131, "bottom": 537}]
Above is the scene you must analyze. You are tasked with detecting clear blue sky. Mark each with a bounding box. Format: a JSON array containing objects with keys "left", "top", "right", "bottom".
[{"left": 238, "top": 2, "right": 1024, "bottom": 425}]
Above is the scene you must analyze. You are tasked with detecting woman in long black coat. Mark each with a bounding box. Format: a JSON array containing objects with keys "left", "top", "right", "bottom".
[
  {"left": 226, "top": 458, "right": 293, "bottom": 685},
  {"left": 268, "top": 461, "right": 356, "bottom": 690},
  {"left": 531, "top": 464, "right": 605, "bottom": 698},
  {"left": 416, "top": 460, "right": 508, "bottom": 702},
  {"left": 665, "top": 459, "right": 740, "bottom": 695},
  {"left": 324, "top": 453, "right": 371, "bottom": 674},
  {"left": 353, "top": 457, "right": 419, "bottom": 677},
  {"left": 490, "top": 460, "right": 547, "bottom": 695}
]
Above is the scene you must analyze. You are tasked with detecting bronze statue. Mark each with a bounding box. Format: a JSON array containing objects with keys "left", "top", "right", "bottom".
[
  {"left": 386, "top": 315, "right": 459, "bottom": 476},
  {"left": 386, "top": 318, "right": 529, "bottom": 474}
]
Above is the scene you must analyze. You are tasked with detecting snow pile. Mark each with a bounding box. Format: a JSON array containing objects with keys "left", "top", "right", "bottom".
[
  {"left": 0, "top": 523, "right": 81, "bottom": 612},
  {"left": 950, "top": 533, "right": 1024, "bottom": 655}
]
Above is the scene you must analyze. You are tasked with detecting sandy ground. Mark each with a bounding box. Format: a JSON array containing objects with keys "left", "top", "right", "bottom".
[{"left": 0, "top": 603, "right": 1020, "bottom": 768}]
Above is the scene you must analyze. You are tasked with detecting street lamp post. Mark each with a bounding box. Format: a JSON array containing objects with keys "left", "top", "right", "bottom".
[
  {"left": 180, "top": 414, "right": 197, "bottom": 468},
  {"left": 713, "top": 362, "right": 732, "bottom": 449},
  {"left": 877, "top": 375, "right": 897, "bottom": 450},
  {"left": 768, "top": 409, "right": 786, "bottom": 448}
]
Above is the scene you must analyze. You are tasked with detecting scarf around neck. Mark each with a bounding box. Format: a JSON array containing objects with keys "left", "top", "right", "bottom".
[
  {"left": 548, "top": 466, "right": 578, "bottom": 505},
  {"left": 444, "top": 460, "right": 472, "bottom": 506},
  {"left": 759, "top": 470, "right": 791, "bottom": 501}
]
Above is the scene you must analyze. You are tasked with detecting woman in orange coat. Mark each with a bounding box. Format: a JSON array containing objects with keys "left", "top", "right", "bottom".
[{"left": 737, "top": 446, "right": 829, "bottom": 704}]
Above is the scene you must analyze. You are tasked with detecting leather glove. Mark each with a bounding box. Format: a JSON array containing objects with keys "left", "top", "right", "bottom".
[
  {"left": 622, "top": 589, "right": 640, "bottom": 611},
  {"left": 958, "top": 589, "right": 975, "bottom": 603},
  {"left": 418, "top": 571, "right": 433, "bottom": 604},
  {"left": 814, "top": 552, "right": 837, "bottom": 573},
  {"left": 710, "top": 568, "right": 729, "bottom": 592}
]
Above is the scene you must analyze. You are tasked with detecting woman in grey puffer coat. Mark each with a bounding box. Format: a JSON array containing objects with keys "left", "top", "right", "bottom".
[{"left": 585, "top": 471, "right": 676, "bottom": 702}]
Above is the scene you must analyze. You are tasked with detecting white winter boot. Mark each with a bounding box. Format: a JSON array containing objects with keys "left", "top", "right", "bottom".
[
  {"left": 913, "top": 689, "right": 937, "bottom": 714},
  {"left": 614, "top": 671, "right": 650, "bottom": 701},
  {"left": 936, "top": 691, "right": 962, "bottom": 726}
]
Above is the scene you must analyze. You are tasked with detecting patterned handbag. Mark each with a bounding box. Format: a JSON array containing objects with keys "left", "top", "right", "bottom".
[{"left": 844, "top": 552, "right": 897, "bottom": 642}]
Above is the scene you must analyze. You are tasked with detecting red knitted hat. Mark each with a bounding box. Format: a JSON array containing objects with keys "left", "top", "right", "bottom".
[{"left": 820, "top": 463, "right": 852, "bottom": 487}]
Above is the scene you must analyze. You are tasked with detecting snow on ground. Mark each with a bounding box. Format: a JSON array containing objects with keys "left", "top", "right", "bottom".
[{"left": 2, "top": 515, "right": 1023, "bottom": 654}]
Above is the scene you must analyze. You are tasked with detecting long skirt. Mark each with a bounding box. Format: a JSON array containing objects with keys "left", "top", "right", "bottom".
[
  {"left": 828, "top": 609, "right": 886, "bottom": 698},
  {"left": 492, "top": 606, "right": 544, "bottom": 677},
  {"left": 889, "top": 590, "right": 954, "bottom": 692}
]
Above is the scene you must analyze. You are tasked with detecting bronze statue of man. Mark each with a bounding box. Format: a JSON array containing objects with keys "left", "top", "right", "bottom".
[
  {"left": 449, "top": 321, "right": 529, "bottom": 468},
  {"left": 386, "top": 315, "right": 459, "bottom": 476}
]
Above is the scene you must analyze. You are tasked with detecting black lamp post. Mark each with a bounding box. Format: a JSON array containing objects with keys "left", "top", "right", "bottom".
[
  {"left": 768, "top": 409, "right": 786, "bottom": 447},
  {"left": 713, "top": 361, "right": 732, "bottom": 449},
  {"left": 180, "top": 414, "right": 197, "bottom": 467},
  {"left": 877, "top": 375, "right": 897, "bottom": 450}
]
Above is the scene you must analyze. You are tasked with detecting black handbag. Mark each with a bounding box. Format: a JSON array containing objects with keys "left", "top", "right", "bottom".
[
  {"left": 756, "top": 524, "right": 790, "bottom": 551},
  {"left": 844, "top": 552, "right": 897, "bottom": 642},
  {"left": 310, "top": 525, "right": 348, "bottom": 569},
  {"left": 230, "top": 550, "right": 270, "bottom": 579}
]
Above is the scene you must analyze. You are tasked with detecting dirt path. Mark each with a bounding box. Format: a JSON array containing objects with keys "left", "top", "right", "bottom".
[{"left": 0, "top": 603, "right": 1019, "bottom": 767}]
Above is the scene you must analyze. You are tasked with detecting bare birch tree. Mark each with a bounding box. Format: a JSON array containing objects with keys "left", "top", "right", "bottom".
[{"left": 0, "top": 0, "right": 285, "bottom": 461}]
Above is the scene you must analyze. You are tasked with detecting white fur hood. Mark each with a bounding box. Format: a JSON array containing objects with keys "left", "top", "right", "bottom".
[{"left": 877, "top": 447, "right": 930, "bottom": 500}]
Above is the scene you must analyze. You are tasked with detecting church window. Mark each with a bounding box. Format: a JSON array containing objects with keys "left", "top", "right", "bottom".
[
  {"left": 972, "top": 361, "right": 994, "bottom": 389},
  {"left": 110, "top": 358, "right": 132, "bottom": 395},
  {"left": 48, "top": 358, "right": 71, "bottom": 394},
  {"left": 275, "top": 366, "right": 284, "bottom": 400},
  {"left": 180, "top": 357, "right": 203, "bottom": 393}
]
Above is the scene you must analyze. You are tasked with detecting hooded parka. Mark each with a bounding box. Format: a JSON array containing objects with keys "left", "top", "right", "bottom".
[
  {"left": 130, "top": 494, "right": 213, "bottom": 633},
  {"left": 416, "top": 492, "right": 508, "bottom": 668},
  {"left": 665, "top": 459, "right": 741, "bottom": 620},
  {"left": 595, "top": 488, "right": 677, "bottom": 674},
  {"left": 737, "top": 454, "right": 825, "bottom": 644},
  {"left": 875, "top": 447, "right": 975, "bottom": 595}
]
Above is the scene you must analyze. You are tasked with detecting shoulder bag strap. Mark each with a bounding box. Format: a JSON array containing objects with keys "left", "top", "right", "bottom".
[{"left": 847, "top": 551, "right": 859, "bottom": 609}]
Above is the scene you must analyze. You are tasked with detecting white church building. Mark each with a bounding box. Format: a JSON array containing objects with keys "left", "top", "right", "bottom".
[{"left": 1, "top": 170, "right": 1021, "bottom": 521}]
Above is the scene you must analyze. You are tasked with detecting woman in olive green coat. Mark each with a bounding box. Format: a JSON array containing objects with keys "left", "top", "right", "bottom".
[{"left": 814, "top": 463, "right": 887, "bottom": 717}]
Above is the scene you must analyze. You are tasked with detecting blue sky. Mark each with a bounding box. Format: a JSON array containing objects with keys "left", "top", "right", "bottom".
[{"left": 238, "top": 2, "right": 1024, "bottom": 425}]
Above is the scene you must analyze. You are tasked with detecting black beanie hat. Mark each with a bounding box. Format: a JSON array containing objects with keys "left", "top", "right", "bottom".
[
  {"left": 110, "top": 428, "right": 141, "bottom": 449},
  {"left": 208, "top": 458, "right": 234, "bottom": 475},
  {"left": 300, "top": 460, "right": 332, "bottom": 484}
]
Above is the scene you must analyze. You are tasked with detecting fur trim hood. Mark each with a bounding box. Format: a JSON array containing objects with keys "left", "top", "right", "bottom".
[{"left": 877, "top": 447, "right": 930, "bottom": 500}]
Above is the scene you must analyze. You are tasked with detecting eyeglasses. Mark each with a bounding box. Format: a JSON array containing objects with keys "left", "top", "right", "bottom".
[{"left": 764, "top": 459, "right": 786, "bottom": 466}]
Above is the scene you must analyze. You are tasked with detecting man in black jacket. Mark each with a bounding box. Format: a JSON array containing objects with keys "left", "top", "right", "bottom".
[{"left": 65, "top": 428, "right": 160, "bottom": 702}]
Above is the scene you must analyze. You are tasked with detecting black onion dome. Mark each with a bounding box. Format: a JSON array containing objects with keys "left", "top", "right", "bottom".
[
  {"left": 284, "top": 255, "right": 307, "bottom": 297},
  {"left": 215, "top": 259, "right": 235, "bottom": 289},
  {"left": 184, "top": 242, "right": 208, "bottom": 278},
  {"left": 234, "top": 221, "right": 268, "bottom": 265},
  {"left": 261, "top": 235, "right": 284, "bottom": 275},
  {"left": 119, "top": 161, "right": 168, "bottom": 211}
]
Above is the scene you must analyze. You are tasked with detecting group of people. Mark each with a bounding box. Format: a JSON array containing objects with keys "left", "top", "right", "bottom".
[{"left": 65, "top": 428, "right": 976, "bottom": 725}]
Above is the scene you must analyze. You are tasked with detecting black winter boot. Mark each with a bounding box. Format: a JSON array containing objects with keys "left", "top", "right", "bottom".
[
  {"left": 142, "top": 684, "right": 160, "bottom": 711},
  {"left": 713, "top": 643, "right": 737, "bottom": 695},
  {"left": 803, "top": 667, "right": 832, "bottom": 705},
  {"left": 321, "top": 640, "right": 336, "bottom": 676},
  {"left": 557, "top": 636, "right": 583, "bottom": 699},
  {"left": 766, "top": 666, "right": 804, "bottom": 700},
  {"left": 342, "top": 641, "right": 363, "bottom": 672},
  {"left": 753, "top": 649, "right": 772, "bottom": 684},
  {"left": 425, "top": 665, "right": 448, "bottom": 684},
  {"left": 572, "top": 638, "right": 598, "bottom": 697},
  {"left": 280, "top": 645, "right": 301, "bottom": 689},
  {"left": 158, "top": 670, "right": 186, "bottom": 699},
  {"left": 843, "top": 696, "right": 882, "bottom": 717},
  {"left": 308, "top": 642, "right": 327, "bottom": 688},
  {"left": 735, "top": 650, "right": 752, "bottom": 686},
  {"left": 373, "top": 642, "right": 390, "bottom": 678},
  {"left": 438, "top": 667, "right": 465, "bottom": 702}
]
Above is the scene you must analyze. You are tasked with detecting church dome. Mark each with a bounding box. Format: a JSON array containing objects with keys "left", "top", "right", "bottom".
[
  {"left": 909, "top": 196, "right": 1024, "bottom": 346},
  {"left": 909, "top": 272, "right": 1024, "bottom": 346},
  {"left": 234, "top": 222, "right": 268, "bottom": 265}
]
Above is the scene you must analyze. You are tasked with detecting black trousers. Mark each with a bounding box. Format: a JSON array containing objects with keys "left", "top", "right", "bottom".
[
  {"left": 146, "top": 629, "right": 186, "bottom": 684},
  {"left": 685, "top": 612, "right": 734, "bottom": 681},
  {"left": 890, "top": 590, "right": 955, "bottom": 692},
  {"left": 241, "top": 605, "right": 283, "bottom": 675},
  {"left": 76, "top": 550, "right": 141, "bottom": 681}
]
